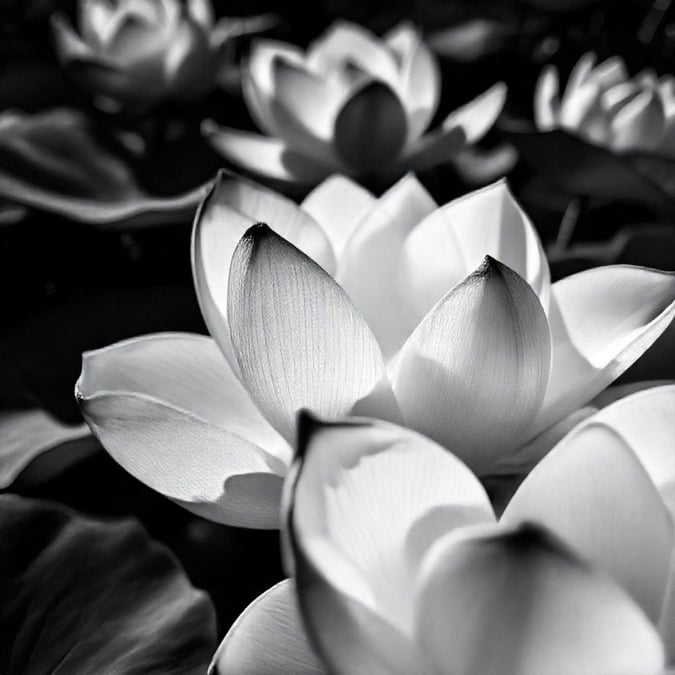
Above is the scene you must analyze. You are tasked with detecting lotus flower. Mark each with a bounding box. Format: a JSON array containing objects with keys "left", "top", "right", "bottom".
[
  {"left": 203, "top": 21, "right": 506, "bottom": 185},
  {"left": 211, "top": 385, "right": 675, "bottom": 674},
  {"left": 76, "top": 172, "right": 675, "bottom": 528},
  {"left": 535, "top": 53, "right": 675, "bottom": 156},
  {"left": 52, "top": 0, "right": 274, "bottom": 112}
]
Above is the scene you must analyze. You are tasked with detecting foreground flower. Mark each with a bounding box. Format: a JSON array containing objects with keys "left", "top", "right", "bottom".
[
  {"left": 76, "top": 173, "right": 675, "bottom": 528},
  {"left": 212, "top": 385, "right": 675, "bottom": 674},
  {"left": 535, "top": 53, "right": 675, "bottom": 156},
  {"left": 52, "top": 0, "right": 274, "bottom": 112},
  {"left": 203, "top": 21, "right": 506, "bottom": 185}
]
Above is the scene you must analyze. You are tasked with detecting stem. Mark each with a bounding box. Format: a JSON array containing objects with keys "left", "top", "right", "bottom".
[{"left": 554, "top": 197, "right": 582, "bottom": 254}]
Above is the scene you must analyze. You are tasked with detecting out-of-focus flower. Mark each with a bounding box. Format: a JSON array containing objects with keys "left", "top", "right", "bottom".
[
  {"left": 536, "top": 53, "right": 675, "bottom": 156},
  {"left": 76, "top": 173, "right": 675, "bottom": 528},
  {"left": 203, "top": 21, "right": 506, "bottom": 185},
  {"left": 52, "top": 0, "right": 275, "bottom": 112},
  {"left": 211, "top": 385, "right": 675, "bottom": 674}
]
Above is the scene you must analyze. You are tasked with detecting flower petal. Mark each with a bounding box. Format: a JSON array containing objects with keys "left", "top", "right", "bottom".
[
  {"left": 384, "top": 22, "right": 440, "bottom": 142},
  {"left": 77, "top": 333, "right": 287, "bottom": 528},
  {"left": 333, "top": 80, "right": 408, "bottom": 172},
  {"left": 306, "top": 21, "right": 399, "bottom": 85},
  {"left": 530, "top": 265, "right": 675, "bottom": 436},
  {"left": 503, "top": 423, "right": 673, "bottom": 623},
  {"left": 300, "top": 174, "right": 376, "bottom": 260},
  {"left": 0, "top": 495, "right": 217, "bottom": 674},
  {"left": 192, "top": 172, "right": 335, "bottom": 371},
  {"left": 209, "top": 580, "right": 324, "bottom": 675},
  {"left": 393, "top": 257, "right": 551, "bottom": 475},
  {"left": 402, "top": 180, "right": 550, "bottom": 328},
  {"left": 442, "top": 82, "right": 507, "bottom": 145},
  {"left": 611, "top": 89, "right": 665, "bottom": 152},
  {"left": 337, "top": 174, "right": 437, "bottom": 358},
  {"left": 284, "top": 414, "right": 493, "bottom": 673},
  {"left": 228, "top": 224, "right": 396, "bottom": 443},
  {"left": 202, "top": 122, "right": 332, "bottom": 184},
  {"left": 534, "top": 65, "right": 560, "bottom": 130},
  {"left": 415, "top": 522, "right": 665, "bottom": 675}
]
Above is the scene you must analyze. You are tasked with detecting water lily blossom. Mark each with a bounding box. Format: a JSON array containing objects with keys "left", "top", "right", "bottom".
[
  {"left": 535, "top": 52, "right": 675, "bottom": 156},
  {"left": 76, "top": 173, "right": 675, "bottom": 528},
  {"left": 212, "top": 385, "right": 675, "bottom": 674},
  {"left": 203, "top": 21, "right": 506, "bottom": 184},
  {"left": 52, "top": 0, "right": 274, "bottom": 112}
]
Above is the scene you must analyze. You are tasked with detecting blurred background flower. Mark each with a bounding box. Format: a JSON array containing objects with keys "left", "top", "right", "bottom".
[
  {"left": 203, "top": 20, "right": 506, "bottom": 186},
  {"left": 52, "top": 0, "right": 275, "bottom": 114}
]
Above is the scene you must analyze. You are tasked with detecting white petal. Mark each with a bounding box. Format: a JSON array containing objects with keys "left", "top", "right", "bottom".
[
  {"left": 202, "top": 122, "right": 333, "bottom": 184},
  {"left": 611, "top": 89, "right": 665, "bottom": 152},
  {"left": 337, "top": 174, "right": 437, "bottom": 358},
  {"left": 441, "top": 82, "right": 507, "bottom": 145},
  {"left": 306, "top": 21, "right": 399, "bottom": 85},
  {"left": 384, "top": 22, "right": 440, "bottom": 142},
  {"left": 191, "top": 172, "right": 335, "bottom": 371},
  {"left": 0, "top": 410, "right": 90, "bottom": 489},
  {"left": 300, "top": 174, "right": 376, "bottom": 260},
  {"left": 186, "top": 0, "right": 213, "bottom": 29},
  {"left": 284, "top": 414, "right": 493, "bottom": 672},
  {"left": 78, "top": 0, "right": 116, "bottom": 47},
  {"left": 534, "top": 65, "right": 560, "bottom": 130},
  {"left": 209, "top": 580, "right": 324, "bottom": 675},
  {"left": 401, "top": 180, "right": 550, "bottom": 328},
  {"left": 76, "top": 333, "right": 288, "bottom": 528},
  {"left": 393, "top": 257, "right": 551, "bottom": 475},
  {"left": 530, "top": 265, "right": 675, "bottom": 436},
  {"left": 415, "top": 522, "right": 665, "bottom": 675},
  {"left": 243, "top": 40, "right": 306, "bottom": 136},
  {"left": 227, "top": 225, "right": 396, "bottom": 443},
  {"left": 503, "top": 423, "right": 673, "bottom": 623}
]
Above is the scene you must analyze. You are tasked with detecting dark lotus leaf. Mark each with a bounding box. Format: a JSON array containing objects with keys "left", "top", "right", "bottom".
[
  {"left": 0, "top": 410, "right": 94, "bottom": 489},
  {"left": 0, "top": 494, "right": 217, "bottom": 674},
  {"left": 504, "top": 126, "right": 675, "bottom": 216},
  {"left": 0, "top": 109, "right": 207, "bottom": 228}
]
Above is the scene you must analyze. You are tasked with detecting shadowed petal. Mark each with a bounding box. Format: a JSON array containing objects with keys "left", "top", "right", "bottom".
[{"left": 415, "top": 523, "right": 665, "bottom": 675}]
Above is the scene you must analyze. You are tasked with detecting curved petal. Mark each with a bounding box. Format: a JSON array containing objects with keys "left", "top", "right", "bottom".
[
  {"left": 202, "top": 122, "right": 333, "bottom": 184},
  {"left": 534, "top": 65, "right": 560, "bottom": 130},
  {"left": 300, "top": 175, "right": 376, "bottom": 260},
  {"left": 243, "top": 40, "right": 306, "bottom": 136},
  {"left": 402, "top": 180, "right": 550, "bottom": 328},
  {"left": 306, "top": 21, "right": 399, "bottom": 85},
  {"left": 611, "top": 89, "right": 665, "bottom": 152},
  {"left": 191, "top": 172, "right": 335, "bottom": 371},
  {"left": 210, "top": 580, "right": 324, "bottom": 675},
  {"left": 399, "top": 123, "right": 466, "bottom": 173},
  {"left": 385, "top": 22, "right": 440, "bottom": 142},
  {"left": 415, "top": 522, "right": 665, "bottom": 675},
  {"left": 284, "top": 414, "right": 493, "bottom": 673},
  {"left": 76, "top": 333, "right": 287, "bottom": 528},
  {"left": 228, "top": 224, "right": 397, "bottom": 443},
  {"left": 333, "top": 81, "right": 408, "bottom": 172},
  {"left": 530, "top": 265, "right": 675, "bottom": 436},
  {"left": 393, "top": 257, "right": 551, "bottom": 475},
  {"left": 503, "top": 423, "right": 673, "bottom": 624},
  {"left": 337, "top": 174, "right": 437, "bottom": 358},
  {"left": 442, "top": 82, "right": 507, "bottom": 145}
]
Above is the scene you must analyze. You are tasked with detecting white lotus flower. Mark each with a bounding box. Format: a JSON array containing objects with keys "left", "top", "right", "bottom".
[
  {"left": 203, "top": 21, "right": 506, "bottom": 184},
  {"left": 211, "top": 385, "right": 675, "bottom": 675},
  {"left": 52, "top": 0, "right": 273, "bottom": 112},
  {"left": 76, "top": 172, "right": 675, "bottom": 528},
  {"left": 535, "top": 52, "right": 675, "bottom": 156}
]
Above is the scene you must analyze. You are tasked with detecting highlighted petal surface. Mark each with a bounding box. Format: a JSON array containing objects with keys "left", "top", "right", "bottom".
[
  {"left": 227, "top": 225, "right": 395, "bottom": 443},
  {"left": 393, "top": 258, "right": 551, "bottom": 474}
]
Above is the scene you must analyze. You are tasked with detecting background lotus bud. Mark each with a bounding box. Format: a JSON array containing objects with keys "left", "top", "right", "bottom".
[{"left": 52, "top": 0, "right": 275, "bottom": 113}]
